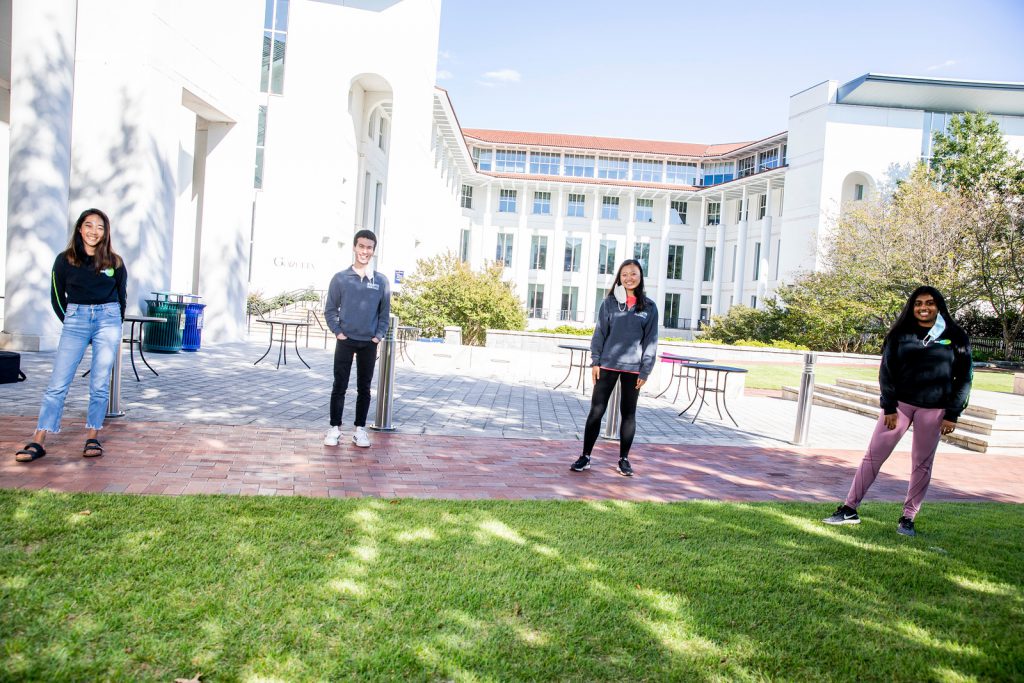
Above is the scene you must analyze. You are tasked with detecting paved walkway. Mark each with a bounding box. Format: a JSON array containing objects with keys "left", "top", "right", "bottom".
[{"left": 1, "top": 339, "right": 1022, "bottom": 503}]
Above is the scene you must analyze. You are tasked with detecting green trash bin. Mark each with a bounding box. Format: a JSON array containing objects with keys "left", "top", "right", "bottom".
[{"left": 142, "top": 299, "right": 186, "bottom": 353}]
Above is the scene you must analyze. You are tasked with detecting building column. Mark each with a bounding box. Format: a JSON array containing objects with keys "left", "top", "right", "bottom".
[
  {"left": 2, "top": 0, "right": 78, "bottom": 350},
  {"left": 514, "top": 183, "right": 530, "bottom": 293},
  {"left": 732, "top": 186, "right": 749, "bottom": 309},
  {"left": 757, "top": 179, "right": 773, "bottom": 307},
  {"left": 710, "top": 191, "right": 726, "bottom": 316},
  {"left": 545, "top": 187, "right": 565, "bottom": 322},
  {"left": 583, "top": 190, "right": 601, "bottom": 323},
  {"left": 655, "top": 196, "right": 671, "bottom": 309},
  {"left": 688, "top": 198, "right": 707, "bottom": 330},
  {"left": 476, "top": 182, "right": 493, "bottom": 270}
]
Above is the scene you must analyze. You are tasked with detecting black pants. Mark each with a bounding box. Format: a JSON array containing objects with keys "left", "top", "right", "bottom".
[
  {"left": 582, "top": 369, "right": 640, "bottom": 459},
  {"left": 330, "top": 338, "right": 377, "bottom": 427}
]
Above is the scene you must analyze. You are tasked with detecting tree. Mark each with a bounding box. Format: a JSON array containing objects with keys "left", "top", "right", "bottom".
[
  {"left": 931, "top": 112, "right": 1024, "bottom": 354},
  {"left": 391, "top": 252, "right": 526, "bottom": 346}
]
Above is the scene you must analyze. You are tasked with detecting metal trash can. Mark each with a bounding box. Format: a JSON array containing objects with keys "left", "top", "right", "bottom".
[
  {"left": 182, "top": 303, "right": 207, "bottom": 352},
  {"left": 142, "top": 299, "right": 186, "bottom": 353}
]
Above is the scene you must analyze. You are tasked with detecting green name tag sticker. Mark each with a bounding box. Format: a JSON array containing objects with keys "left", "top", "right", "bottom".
[{"left": 102, "top": 268, "right": 114, "bottom": 277}]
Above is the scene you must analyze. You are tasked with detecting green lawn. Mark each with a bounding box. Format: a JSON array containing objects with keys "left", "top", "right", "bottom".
[
  {"left": 2, "top": 491, "right": 1022, "bottom": 681},
  {"left": 740, "top": 364, "right": 1015, "bottom": 393}
]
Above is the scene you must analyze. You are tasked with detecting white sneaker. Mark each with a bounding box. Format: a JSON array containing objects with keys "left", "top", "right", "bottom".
[
  {"left": 352, "top": 427, "right": 371, "bottom": 448},
  {"left": 323, "top": 426, "right": 341, "bottom": 446}
]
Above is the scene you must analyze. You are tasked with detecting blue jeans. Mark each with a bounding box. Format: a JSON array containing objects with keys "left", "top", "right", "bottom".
[{"left": 36, "top": 302, "right": 123, "bottom": 433}]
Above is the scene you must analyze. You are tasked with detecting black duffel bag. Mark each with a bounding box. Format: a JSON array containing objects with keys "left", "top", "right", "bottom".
[{"left": 0, "top": 350, "right": 26, "bottom": 383}]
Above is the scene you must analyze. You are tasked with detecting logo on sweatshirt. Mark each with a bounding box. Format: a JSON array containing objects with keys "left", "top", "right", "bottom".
[
  {"left": 636, "top": 311, "right": 648, "bottom": 319},
  {"left": 102, "top": 268, "right": 114, "bottom": 277}
]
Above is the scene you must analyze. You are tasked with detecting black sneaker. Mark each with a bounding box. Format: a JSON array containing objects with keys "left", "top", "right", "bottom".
[
  {"left": 616, "top": 458, "right": 633, "bottom": 477},
  {"left": 822, "top": 504, "right": 860, "bottom": 525},
  {"left": 570, "top": 455, "right": 591, "bottom": 472},
  {"left": 897, "top": 516, "right": 916, "bottom": 537}
]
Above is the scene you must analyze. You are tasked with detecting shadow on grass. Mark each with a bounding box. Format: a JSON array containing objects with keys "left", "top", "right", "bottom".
[{"left": 1, "top": 492, "right": 1022, "bottom": 681}]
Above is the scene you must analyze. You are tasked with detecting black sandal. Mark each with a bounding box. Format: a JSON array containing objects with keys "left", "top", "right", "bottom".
[
  {"left": 15, "top": 442, "right": 46, "bottom": 463},
  {"left": 83, "top": 438, "right": 103, "bottom": 458}
]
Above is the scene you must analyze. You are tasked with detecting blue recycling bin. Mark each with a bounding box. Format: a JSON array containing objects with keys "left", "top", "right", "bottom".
[{"left": 182, "top": 303, "right": 207, "bottom": 352}]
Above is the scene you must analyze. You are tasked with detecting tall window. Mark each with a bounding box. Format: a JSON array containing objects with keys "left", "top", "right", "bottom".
[
  {"left": 495, "top": 149, "right": 526, "bottom": 173},
  {"left": 598, "top": 240, "right": 617, "bottom": 275},
  {"left": 758, "top": 194, "right": 767, "bottom": 219},
  {"left": 664, "top": 293, "right": 681, "bottom": 328},
  {"left": 703, "top": 246, "right": 715, "bottom": 281},
  {"left": 563, "top": 154, "right": 595, "bottom": 177},
  {"left": 473, "top": 147, "right": 493, "bottom": 171},
  {"left": 254, "top": 105, "right": 267, "bottom": 189},
  {"left": 758, "top": 148, "right": 779, "bottom": 171},
  {"left": 564, "top": 237, "right": 582, "bottom": 272},
  {"left": 601, "top": 196, "right": 620, "bottom": 220},
  {"left": 533, "top": 191, "right": 551, "bottom": 215},
  {"left": 530, "top": 152, "right": 560, "bottom": 175},
  {"left": 700, "top": 295, "right": 712, "bottom": 324},
  {"left": 567, "top": 193, "right": 585, "bottom": 218},
  {"left": 854, "top": 184, "right": 865, "bottom": 201},
  {"left": 707, "top": 202, "right": 721, "bottom": 226},
  {"left": 460, "top": 184, "right": 473, "bottom": 209},
  {"left": 561, "top": 286, "right": 579, "bottom": 321},
  {"left": 598, "top": 157, "right": 628, "bottom": 180},
  {"left": 530, "top": 235, "right": 548, "bottom": 270},
  {"left": 527, "top": 284, "right": 545, "bottom": 318},
  {"left": 737, "top": 155, "right": 756, "bottom": 178},
  {"left": 730, "top": 244, "right": 737, "bottom": 279},
  {"left": 670, "top": 200, "right": 687, "bottom": 225},
  {"left": 737, "top": 198, "right": 747, "bottom": 222},
  {"left": 667, "top": 244, "right": 684, "bottom": 280},
  {"left": 460, "top": 229, "right": 471, "bottom": 262},
  {"left": 701, "top": 161, "right": 734, "bottom": 186},
  {"left": 635, "top": 198, "right": 654, "bottom": 222},
  {"left": 499, "top": 189, "right": 517, "bottom": 213},
  {"left": 633, "top": 242, "right": 650, "bottom": 274},
  {"left": 631, "top": 159, "right": 664, "bottom": 182},
  {"left": 752, "top": 242, "right": 761, "bottom": 280},
  {"left": 666, "top": 161, "right": 698, "bottom": 185},
  {"left": 496, "top": 233, "right": 513, "bottom": 266},
  {"left": 261, "top": 0, "right": 289, "bottom": 95},
  {"left": 377, "top": 115, "right": 389, "bottom": 151}
]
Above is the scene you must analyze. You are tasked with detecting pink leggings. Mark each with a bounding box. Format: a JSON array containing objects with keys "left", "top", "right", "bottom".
[{"left": 845, "top": 402, "right": 945, "bottom": 520}]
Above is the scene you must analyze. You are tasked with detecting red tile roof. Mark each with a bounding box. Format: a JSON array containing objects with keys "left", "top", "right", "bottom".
[{"left": 462, "top": 128, "right": 758, "bottom": 158}]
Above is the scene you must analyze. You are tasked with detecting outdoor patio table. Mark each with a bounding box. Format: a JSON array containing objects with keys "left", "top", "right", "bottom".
[
  {"left": 677, "top": 364, "right": 749, "bottom": 427},
  {"left": 254, "top": 319, "right": 311, "bottom": 369},
  {"left": 554, "top": 343, "right": 591, "bottom": 395},
  {"left": 654, "top": 353, "right": 714, "bottom": 403},
  {"left": 123, "top": 315, "right": 167, "bottom": 381},
  {"left": 397, "top": 325, "right": 420, "bottom": 364}
]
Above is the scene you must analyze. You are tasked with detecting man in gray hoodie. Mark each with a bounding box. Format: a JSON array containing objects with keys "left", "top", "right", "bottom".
[{"left": 323, "top": 230, "right": 391, "bottom": 448}]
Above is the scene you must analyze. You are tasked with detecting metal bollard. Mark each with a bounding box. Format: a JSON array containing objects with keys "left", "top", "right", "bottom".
[
  {"left": 106, "top": 338, "right": 126, "bottom": 418},
  {"left": 371, "top": 314, "right": 398, "bottom": 432},
  {"left": 792, "top": 352, "right": 817, "bottom": 445},
  {"left": 601, "top": 379, "right": 621, "bottom": 441}
]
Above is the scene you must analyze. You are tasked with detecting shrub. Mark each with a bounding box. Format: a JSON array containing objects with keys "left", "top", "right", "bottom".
[{"left": 534, "top": 325, "right": 594, "bottom": 336}]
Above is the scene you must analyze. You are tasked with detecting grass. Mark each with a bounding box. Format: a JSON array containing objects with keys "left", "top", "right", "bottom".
[
  {"left": 740, "top": 363, "right": 1015, "bottom": 394},
  {"left": 1, "top": 491, "right": 1022, "bottom": 681}
]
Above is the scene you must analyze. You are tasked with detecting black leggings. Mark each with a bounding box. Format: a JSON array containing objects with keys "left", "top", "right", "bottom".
[{"left": 582, "top": 369, "right": 641, "bottom": 459}]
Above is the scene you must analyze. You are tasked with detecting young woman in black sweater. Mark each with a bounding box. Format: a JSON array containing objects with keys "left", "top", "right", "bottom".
[
  {"left": 823, "top": 286, "right": 972, "bottom": 536},
  {"left": 15, "top": 209, "right": 127, "bottom": 462}
]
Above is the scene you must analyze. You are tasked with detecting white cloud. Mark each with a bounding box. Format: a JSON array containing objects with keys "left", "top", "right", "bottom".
[
  {"left": 436, "top": 69, "right": 454, "bottom": 81},
  {"left": 481, "top": 68, "right": 521, "bottom": 84},
  {"left": 926, "top": 59, "right": 957, "bottom": 71},
  {"left": 438, "top": 49, "right": 453, "bottom": 61}
]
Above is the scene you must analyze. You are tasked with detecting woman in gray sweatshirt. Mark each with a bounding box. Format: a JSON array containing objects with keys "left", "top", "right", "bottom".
[{"left": 570, "top": 259, "right": 659, "bottom": 476}]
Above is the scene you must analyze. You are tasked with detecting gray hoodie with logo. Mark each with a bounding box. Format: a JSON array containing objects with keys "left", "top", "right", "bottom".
[
  {"left": 590, "top": 296, "right": 659, "bottom": 379},
  {"left": 324, "top": 266, "right": 391, "bottom": 341}
]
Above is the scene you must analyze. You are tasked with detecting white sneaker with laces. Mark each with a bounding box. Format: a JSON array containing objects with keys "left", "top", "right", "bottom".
[
  {"left": 323, "top": 426, "right": 341, "bottom": 446},
  {"left": 352, "top": 427, "right": 371, "bottom": 448}
]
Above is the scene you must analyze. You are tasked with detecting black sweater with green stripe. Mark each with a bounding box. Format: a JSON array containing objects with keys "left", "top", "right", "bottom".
[
  {"left": 50, "top": 253, "right": 128, "bottom": 322},
  {"left": 879, "top": 323, "right": 972, "bottom": 422}
]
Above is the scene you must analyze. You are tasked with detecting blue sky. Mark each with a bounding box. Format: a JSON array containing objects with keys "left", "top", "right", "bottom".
[{"left": 437, "top": 0, "right": 1024, "bottom": 144}]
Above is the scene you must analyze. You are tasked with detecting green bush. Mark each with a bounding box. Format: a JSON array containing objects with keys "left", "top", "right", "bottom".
[{"left": 534, "top": 325, "right": 594, "bottom": 336}]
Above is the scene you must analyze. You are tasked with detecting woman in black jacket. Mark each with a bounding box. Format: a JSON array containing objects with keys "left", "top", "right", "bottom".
[{"left": 823, "top": 286, "right": 972, "bottom": 536}]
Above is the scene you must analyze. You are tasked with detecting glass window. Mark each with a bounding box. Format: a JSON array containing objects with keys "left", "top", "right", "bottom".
[
  {"left": 460, "top": 229, "right": 471, "bottom": 262},
  {"left": 666, "top": 161, "right": 698, "bottom": 185},
  {"left": 758, "top": 148, "right": 779, "bottom": 171},
  {"left": 598, "top": 239, "right": 617, "bottom": 275},
  {"left": 530, "top": 152, "right": 560, "bottom": 175},
  {"left": 564, "top": 237, "right": 582, "bottom": 272},
  {"left": 261, "top": 1, "right": 290, "bottom": 95},
  {"left": 854, "top": 184, "right": 864, "bottom": 201},
  {"left": 633, "top": 242, "right": 650, "bottom": 274},
  {"left": 731, "top": 244, "right": 737, "bottom": 279},
  {"left": 707, "top": 202, "right": 721, "bottom": 226},
  {"left": 563, "top": 154, "right": 595, "bottom": 178},
  {"left": 700, "top": 295, "right": 712, "bottom": 323},
  {"left": 594, "top": 288, "right": 606, "bottom": 323},
  {"left": 561, "top": 286, "right": 579, "bottom": 321},
  {"left": 631, "top": 159, "right": 664, "bottom": 183},
  {"left": 499, "top": 189, "right": 517, "bottom": 213},
  {"left": 494, "top": 149, "right": 526, "bottom": 173},
  {"left": 496, "top": 233, "right": 513, "bottom": 266},
  {"left": 601, "top": 196, "right": 620, "bottom": 220},
  {"left": 533, "top": 191, "right": 551, "bottom": 215},
  {"left": 635, "top": 198, "right": 654, "bottom": 222},
  {"left": 378, "top": 116, "right": 389, "bottom": 151},
  {"left": 254, "top": 105, "right": 267, "bottom": 189},
  {"left": 750, "top": 295, "right": 758, "bottom": 308},
  {"left": 758, "top": 194, "right": 767, "bottom": 219},
  {"left": 701, "top": 161, "right": 734, "bottom": 186},
  {"left": 598, "top": 157, "right": 628, "bottom": 180},
  {"left": 737, "top": 155, "right": 756, "bottom": 178},
  {"left": 567, "top": 193, "right": 585, "bottom": 218},
  {"left": 667, "top": 244, "right": 684, "bottom": 280},
  {"left": 753, "top": 242, "right": 761, "bottom": 280},
  {"left": 530, "top": 235, "right": 548, "bottom": 270},
  {"left": 703, "top": 246, "right": 715, "bottom": 281},
  {"left": 473, "top": 147, "right": 493, "bottom": 171},
  {"left": 527, "top": 284, "right": 545, "bottom": 318},
  {"left": 664, "top": 292, "right": 681, "bottom": 328},
  {"left": 460, "top": 184, "right": 473, "bottom": 209},
  {"left": 670, "top": 200, "right": 687, "bottom": 225},
  {"left": 737, "top": 198, "right": 747, "bottom": 222},
  {"left": 274, "top": 0, "right": 289, "bottom": 30}
]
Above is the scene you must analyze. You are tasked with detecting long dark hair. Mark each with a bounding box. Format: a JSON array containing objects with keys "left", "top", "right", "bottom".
[
  {"left": 885, "top": 285, "right": 965, "bottom": 343},
  {"left": 64, "top": 208, "right": 122, "bottom": 271},
  {"left": 606, "top": 259, "right": 648, "bottom": 312}
]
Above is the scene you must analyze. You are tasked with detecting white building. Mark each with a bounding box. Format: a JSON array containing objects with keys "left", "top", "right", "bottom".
[{"left": 2, "top": 0, "right": 1023, "bottom": 350}]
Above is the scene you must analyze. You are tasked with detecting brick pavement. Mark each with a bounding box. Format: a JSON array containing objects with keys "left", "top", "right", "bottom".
[{"left": 1, "top": 339, "right": 1022, "bottom": 503}]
